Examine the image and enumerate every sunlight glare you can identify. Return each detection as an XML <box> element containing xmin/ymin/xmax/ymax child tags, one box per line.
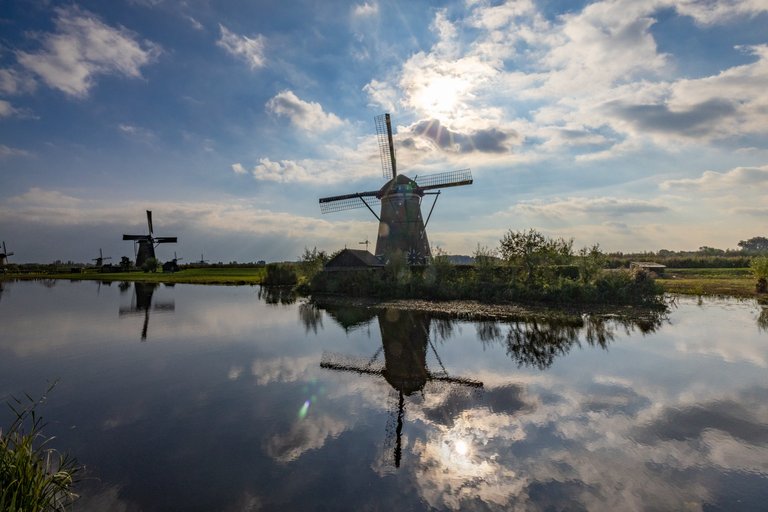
<box><xmin>413</xmin><ymin>75</ymin><xmax>469</xmax><ymax>118</ymax></box>
<box><xmin>455</xmin><ymin>439</ymin><xmax>469</xmax><ymax>456</ymax></box>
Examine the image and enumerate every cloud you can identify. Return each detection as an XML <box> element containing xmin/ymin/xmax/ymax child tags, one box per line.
<box><xmin>265</xmin><ymin>90</ymin><xmax>344</xmax><ymax>132</ymax></box>
<box><xmin>661</xmin><ymin>165</ymin><xmax>768</xmax><ymax>191</ymax></box>
<box><xmin>352</xmin><ymin>2</ymin><xmax>379</xmax><ymax>17</ymax></box>
<box><xmin>606</xmin><ymin>98</ymin><xmax>737</xmax><ymax>137</ymax></box>
<box><xmin>508</xmin><ymin>197</ymin><xmax>670</xmax><ymax>218</ymax></box>
<box><xmin>16</xmin><ymin>6</ymin><xmax>160</xmax><ymax>97</ymax></box>
<box><xmin>231</xmin><ymin>163</ymin><xmax>247</xmax><ymax>175</ymax></box>
<box><xmin>0</xmin><ymin>144</ymin><xmax>31</xmax><ymax>158</ymax></box>
<box><xmin>673</xmin><ymin>0</ymin><xmax>768</xmax><ymax>25</ymax></box>
<box><xmin>405</xmin><ymin>118</ymin><xmax>518</xmax><ymax>154</ymax></box>
<box><xmin>0</xmin><ymin>100</ymin><xmax>21</xmax><ymax>118</ymax></box>
<box><xmin>0</xmin><ymin>68</ymin><xmax>36</xmax><ymax>95</ymax></box>
<box><xmin>363</xmin><ymin>79</ymin><xmax>398</xmax><ymax>112</ymax></box>
<box><xmin>217</xmin><ymin>24</ymin><xmax>266</xmax><ymax>70</ymax></box>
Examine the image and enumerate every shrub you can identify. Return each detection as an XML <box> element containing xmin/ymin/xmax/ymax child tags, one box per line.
<box><xmin>263</xmin><ymin>263</ymin><xmax>298</xmax><ymax>286</ymax></box>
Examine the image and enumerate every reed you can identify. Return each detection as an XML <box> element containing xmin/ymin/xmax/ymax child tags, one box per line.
<box><xmin>1</xmin><ymin>384</ymin><xmax>81</xmax><ymax>512</ymax></box>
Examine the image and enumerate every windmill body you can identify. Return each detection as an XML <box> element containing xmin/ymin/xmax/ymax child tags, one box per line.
<box><xmin>92</xmin><ymin>248</ymin><xmax>112</xmax><ymax>267</ymax></box>
<box><xmin>122</xmin><ymin>210</ymin><xmax>177</xmax><ymax>267</ymax></box>
<box><xmin>319</xmin><ymin>114</ymin><xmax>473</xmax><ymax>264</ymax></box>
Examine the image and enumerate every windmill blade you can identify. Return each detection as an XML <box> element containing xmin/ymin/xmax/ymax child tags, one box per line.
<box><xmin>319</xmin><ymin>191</ymin><xmax>380</xmax><ymax>214</ymax></box>
<box><xmin>123</xmin><ymin>234</ymin><xmax>150</xmax><ymax>241</ymax></box>
<box><xmin>427</xmin><ymin>373</ymin><xmax>483</xmax><ymax>388</ymax></box>
<box><xmin>154</xmin><ymin>237</ymin><xmax>178</xmax><ymax>244</ymax></box>
<box><xmin>375</xmin><ymin>113</ymin><xmax>397</xmax><ymax>180</ymax></box>
<box><xmin>146</xmin><ymin>210</ymin><xmax>154</xmax><ymax>235</ymax></box>
<box><xmin>415</xmin><ymin>169</ymin><xmax>473</xmax><ymax>191</ymax></box>
<box><xmin>320</xmin><ymin>351</ymin><xmax>385</xmax><ymax>376</ymax></box>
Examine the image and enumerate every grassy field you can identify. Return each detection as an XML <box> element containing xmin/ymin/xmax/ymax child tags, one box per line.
<box><xmin>2</xmin><ymin>267</ymin><xmax>267</xmax><ymax>285</ymax></box>
<box><xmin>658</xmin><ymin>268</ymin><xmax>759</xmax><ymax>297</ymax></box>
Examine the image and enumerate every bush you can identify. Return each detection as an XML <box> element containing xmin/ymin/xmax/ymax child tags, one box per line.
<box><xmin>263</xmin><ymin>263</ymin><xmax>298</xmax><ymax>286</ymax></box>
<box><xmin>751</xmin><ymin>256</ymin><xmax>768</xmax><ymax>293</ymax></box>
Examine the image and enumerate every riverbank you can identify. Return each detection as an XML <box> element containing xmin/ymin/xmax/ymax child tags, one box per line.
<box><xmin>2</xmin><ymin>266</ymin><xmax>763</xmax><ymax>299</ymax></box>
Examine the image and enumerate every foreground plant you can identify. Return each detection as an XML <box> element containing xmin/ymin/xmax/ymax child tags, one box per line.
<box><xmin>1</xmin><ymin>385</ymin><xmax>81</xmax><ymax>511</ymax></box>
<box><xmin>750</xmin><ymin>255</ymin><xmax>768</xmax><ymax>293</ymax></box>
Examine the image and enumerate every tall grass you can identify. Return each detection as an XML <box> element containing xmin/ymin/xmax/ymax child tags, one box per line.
<box><xmin>1</xmin><ymin>384</ymin><xmax>81</xmax><ymax>511</ymax></box>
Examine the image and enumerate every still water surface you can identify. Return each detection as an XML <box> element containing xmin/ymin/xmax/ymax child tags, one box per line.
<box><xmin>1</xmin><ymin>280</ymin><xmax>767</xmax><ymax>511</ymax></box>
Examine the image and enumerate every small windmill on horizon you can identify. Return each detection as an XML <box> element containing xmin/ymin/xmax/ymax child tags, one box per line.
<box><xmin>319</xmin><ymin>113</ymin><xmax>473</xmax><ymax>264</ymax></box>
<box><xmin>91</xmin><ymin>248</ymin><xmax>112</xmax><ymax>267</ymax></box>
<box><xmin>0</xmin><ymin>241</ymin><xmax>14</xmax><ymax>266</ymax></box>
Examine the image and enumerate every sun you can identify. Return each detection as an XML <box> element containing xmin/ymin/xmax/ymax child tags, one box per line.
<box><xmin>412</xmin><ymin>75</ymin><xmax>470</xmax><ymax>118</ymax></box>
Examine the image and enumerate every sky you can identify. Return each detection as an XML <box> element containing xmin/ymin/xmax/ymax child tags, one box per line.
<box><xmin>1</xmin><ymin>0</ymin><xmax>767</xmax><ymax>264</ymax></box>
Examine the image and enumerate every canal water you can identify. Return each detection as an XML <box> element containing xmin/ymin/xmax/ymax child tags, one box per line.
<box><xmin>1</xmin><ymin>280</ymin><xmax>767</xmax><ymax>511</ymax></box>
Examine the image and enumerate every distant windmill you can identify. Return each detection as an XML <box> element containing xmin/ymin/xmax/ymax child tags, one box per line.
<box><xmin>91</xmin><ymin>248</ymin><xmax>112</xmax><ymax>267</ymax></box>
<box><xmin>1</xmin><ymin>241</ymin><xmax>15</xmax><ymax>266</ymax></box>
<box><xmin>198</xmin><ymin>253</ymin><xmax>209</xmax><ymax>265</ymax></box>
<box><xmin>122</xmin><ymin>210</ymin><xmax>178</xmax><ymax>267</ymax></box>
<box><xmin>119</xmin><ymin>282</ymin><xmax>175</xmax><ymax>340</ymax></box>
<box><xmin>162</xmin><ymin>252</ymin><xmax>183</xmax><ymax>273</ymax></box>
<box><xmin>320</xmin><ymin>310</ymin><xmax>482</xmax><ymax>468</ymax></box>
<box><xmin>319</xmin><ymin>113</ymin><xmax>473</xmax><ymax>264</ymax></box>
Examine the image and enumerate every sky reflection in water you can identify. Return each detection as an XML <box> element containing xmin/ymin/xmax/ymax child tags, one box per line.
<box><xmin>1</xmin><ymin>281</ymin><xmax>767</xmax><ymax>511</ymax></box>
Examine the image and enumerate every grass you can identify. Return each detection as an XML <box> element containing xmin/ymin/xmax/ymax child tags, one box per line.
<box><xmin>2</xmin><ymin>267</ymin><xmax>267</xmax><ymax>285</ymax></box>
<box><xmin>658</xmin><ymin>268</ymin><xmax>759</xmax><ymax>297</ymax></box>
<box><xmin>1</xmin><ymin>385</ymin><xmax>82</xmax><ymax>511</ymax></box>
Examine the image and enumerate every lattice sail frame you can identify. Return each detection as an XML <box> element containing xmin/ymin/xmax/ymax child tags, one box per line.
<box><xmin>375</xmin><ymin>113</ymin><xmax>396</xmax><ymax>180</ymax></box>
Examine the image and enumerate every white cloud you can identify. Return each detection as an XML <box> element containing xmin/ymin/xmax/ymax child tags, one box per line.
<box><xmin>16</xmin><ymin>6</ymin><xmax>160</xmax><ymax>97</ymax></box>
<box><xmin>231</xmin><ymin>163</ymin><xmax>247</xmax><ymax>175</ymax></box>
<box><xmin>507</xmin><ymin>197</ymin><xmax>670</xmax><ymax>218</ymax></box>
<box><xmin>352</xmin><ymin>2</ymin><xmax>379</xmax><ymax>17</ymax></box>
<box><xmin>673</xmin><ymin>0</ymin><xmax>768</xmax><ymax>25</ymax></box>
<box><xmin>0</xmin><ymin>68</ymin><xmax>36</xmax><ymax>95</ymax></box>
<box><xmin>0</xmin><ymin>100</ymin><xmax>20</xmax><ymax>118</ymax></box>
<box><xmin>217</xmin><ymin>24</ymin><xmax>266</xmax><ymax>70</ymax></box>
<box><xmin>265</xmin><ymin>90</ymin><xmax>344</xmax><ymax>132</ymax></box>
<box><xmin>661</xmin><ymin>165</ymin><xmax>768</xmax><ymax>191</ymax></box>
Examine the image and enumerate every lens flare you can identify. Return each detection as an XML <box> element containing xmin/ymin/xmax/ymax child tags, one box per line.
<box><xmin>298</xmin><ymin>399</ymin><xmax>311</xmax><ymax>420</ymax></box>
<box><xmin>455</xmin><ymin>440</ymin><xmax>469</xmax><ymax>456</ymax></box>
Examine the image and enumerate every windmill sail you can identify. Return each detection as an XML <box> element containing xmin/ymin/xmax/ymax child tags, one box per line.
<box><xmin>319</xmin><ymin>191</ymin><xmax>380</xmax><ymax>214</ymax></box>
<box><xmin>375</xmin><ymin>113</ymin><xmax>396</xmax><ymax>180</ymax></box>
<box><xmin>122</xmin><ymin>210</ymin><xmax>177</xmax><ymax>267</ymax></box>
<box><xmin>415</xmin><ymin>169</ymin><xmax>473</xmax><ymax>191</ymax></box>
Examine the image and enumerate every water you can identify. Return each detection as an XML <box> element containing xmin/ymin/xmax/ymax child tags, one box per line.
<box><xmin>1</xmin><ymin>280</ymin><xmax>767</xmax><ymax>511</ymax></box>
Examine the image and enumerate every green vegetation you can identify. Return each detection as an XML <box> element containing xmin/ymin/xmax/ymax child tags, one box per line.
<box><xmin>310</xmin><ymin>229</ymin><xmax>664</xmax><ymax>306</ymax></box>
<box><xmin>1</xmin><ymin>385</ymin><xmax>81</xmax><ymax>511</ymax></box>
<box><xmin>262</xmin><ymin>263</ymin><xmax>298</xmax><ymax>286</ymax></box>
<box><xmin>2</xmin><ymin>267</ymin><xmax>267</xmax><ymax>285</ymax></box>
<box><xmin>657</xmin><ymin>267</ymin><xmax>756</xmax><ymax>297</ymax></box>
<box><xmin>750</xmin><ymin>256</ymin><xmax>768</xmax><ymax>293</ymax></box>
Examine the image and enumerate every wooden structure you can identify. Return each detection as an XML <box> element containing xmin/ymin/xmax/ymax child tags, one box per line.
<box><xmin>323</xmin><ymin>249</ymin><xmax>384</xmax><ymax>271</ymax></box>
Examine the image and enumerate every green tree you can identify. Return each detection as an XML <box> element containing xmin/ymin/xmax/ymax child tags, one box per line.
<box><xmin>738</xmin><ymin>236</ymin><xmax>768</xmax><ymax>254</ymax></box>
<box><xmin>120</xmin><ymin>256</ymin><xmax>131</xmax><ymax>271</ymax></box>
<box><xmin>299</xmin><ymin>247</ymin><xmax>328</xmax><ymax>281</ymax></box>
<box><xmin>499</xmin><ymin>229</ymin><xmax>573</xmax><ymax>286</ymax></box>
<box><xmin>577</xmin><ymin>244</ymin><xmax>606</xmax><ymax>284</ymax></box>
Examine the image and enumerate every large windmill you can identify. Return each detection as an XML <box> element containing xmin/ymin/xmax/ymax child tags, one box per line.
<box><xmin>122</xmin><ymin>210</ymin><xmax>177</xmax><ymax>267</ymax></box>
<box><xmin>91</xmin><ymin>248</ymin><xmax>112</xmax><ymax>267</ymax></box>
<box><xmin>319</xmin><ymin>113</ymin><xmax>473</xmax><ymax>264</ymax></box>
<box><xmin>320</xmin><ymin>309</ymin><xmax>482</xmax><ymax>467</ymax></box>
<box><xmin>1</xmin><ymin>241</ymin><xmax>14</xmax><ymax>266</ymax></box>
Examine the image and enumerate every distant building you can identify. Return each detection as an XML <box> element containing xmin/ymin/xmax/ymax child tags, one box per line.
<box><xmin>630</xmin><ymin>261</ymin><xmax>666</xmax><ymax>275</ymax></box>
<box><xmin>324</xmin><ymin>249</ymin><xmax>384</xmax><ymax>271</ymax></box>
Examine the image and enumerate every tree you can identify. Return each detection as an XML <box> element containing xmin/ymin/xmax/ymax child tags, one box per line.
<box><xmin>577</xmin><ymin>244</ymin><xmax>606</xmax><ymax>284</ymax></box>
<box><xmin>299</xmin><ymin>247</ymin><xmax>328</xmax><ymax>280</ymax></box>
<box><xmin>738</xmin><ymin>236</ymin><xmax>768</xmax><ymax>254</ymax></box>
<box><xmin>750</xmin><ymin>255</ymin><xmax>768</xmax><ymax>293</ymax></box>
<box><xmin>141</xmin><ymin>257</ymin><xmax>159</xmax><ymax>273</ymax></box>
<box><xmin>120</xmin><ymin>256</ymin><xmax>131</xmax><ymax>271</ymax></box>
<box><xmin>499</xmin><ymin>228</ymin><xmax>573</xmax><ymax>286</ymax></box>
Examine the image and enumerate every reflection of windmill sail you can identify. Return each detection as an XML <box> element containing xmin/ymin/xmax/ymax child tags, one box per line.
<box><xmin>122</xmin><ymin>210</ymin><xmax>178</xmax><ymax>267</ymax></box>
<box><xmin>119</xmin><ymin>282</ymin><xmax>175</xmax><ymax>340</ymax></box>
<box><xmin>320</xmin><ymin>309</ymin><xmax>482</xmax><ymax>468</ymax></box>
<box><xmin>319</xmin><ymin>114</ymin><xmax>473</xmax><ymax>262</ymax></box>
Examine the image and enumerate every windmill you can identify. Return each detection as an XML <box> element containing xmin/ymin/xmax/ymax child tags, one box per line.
<box><xmin>162</xmin><ymin>251</ymin><xmax>183</xmax><ymax>273</ymax></box>
<box><xmin>319</xmin><ymin>113</ymin><xmax>473</xmax><ymax>264</ymax></box>
<box><xmin>197</xmin><ymin>254</ymin><xmax>209</xmax><ymax>265</ymax></box>
<box><xmin>122</xmin><ymin>210</ymin><xmax>178</xmax><ymax>267</ymax></box>
<box><xmin>1</xmin><ymin>241</ymin><xmax>15</xmax><ymax>266</ymax></box>
<box><xmin>91</xmin><ymin>248</ymin><xmax>112</xmax><ymax>267</ymax></box>
<box><xmin>119</xmin><ymin>282</ymin><xmax>175</xmax><ymax>340</ymax></box>
<box><xmin>320</xmin><ymin>309</ymin><xmax>482</xmax><ymax>467</ymax></box>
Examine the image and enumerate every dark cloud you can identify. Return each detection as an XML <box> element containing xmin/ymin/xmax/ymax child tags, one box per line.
<box><xmin>630</xmin><ymin>399</ymin><xmax>768</xmax><ymax>445</ymax></box>
<box><xmin>606</xmin><ymin>98</ymin><xmax>736</xmax><ymax>136</ymax></box>
<box><xmin>404</xmin><ymin>119</ymin><xmax>518</xmax><ymax>154</ymax></box>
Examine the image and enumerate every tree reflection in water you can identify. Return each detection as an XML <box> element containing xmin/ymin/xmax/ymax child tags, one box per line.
<box><xmin>257</xmin><ymin>285</ymin><xmax>297</xmax><ymax>305</ymax></box>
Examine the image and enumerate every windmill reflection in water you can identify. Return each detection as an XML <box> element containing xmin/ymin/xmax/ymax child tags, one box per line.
<box><xmin>118</xmin><ymin>282</ymin><xmax>175</xmax><ymax>340</ymax></box>
<box><xmin>320</xmin><ymin>308</ymin><xmax>483</xmax><ymax>468</ymax></box>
